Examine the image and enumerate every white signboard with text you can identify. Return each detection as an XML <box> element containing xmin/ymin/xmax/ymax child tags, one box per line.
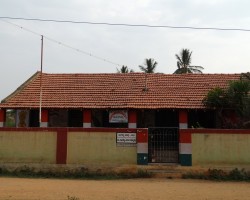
<box><xmin>109</xmin><ymin>110</ymin><xmax>128</xmax><ymax>123</ymax></box>
<box><xmin>116</xmin><ymin>132</ymin><xmax>136</xmax><ymax>147</ymax></box>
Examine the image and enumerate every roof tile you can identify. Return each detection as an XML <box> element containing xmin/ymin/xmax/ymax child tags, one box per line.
<box><xmin>0</xmin><ymin>72</ymin><xmax>240</xmax><ymax>109</ymax></box>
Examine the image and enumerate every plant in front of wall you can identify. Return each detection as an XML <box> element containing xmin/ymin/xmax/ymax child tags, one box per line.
<box><xmin>67</xmin><ymin>196</ymin><xmax>80</xmax><ymax>200</ymax></box>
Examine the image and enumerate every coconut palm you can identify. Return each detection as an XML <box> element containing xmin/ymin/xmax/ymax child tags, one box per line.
<box><xmin>117</xmin><ymin>65</ymin><xmax>134</xmax><ymax>73</ymax></box>
<box><xmin>139</xmin><ymin>58</ymin><xmax>157</xmax><ymax>73</ymax></box>
<box><xmin>174</xmin><ymin>49</ymin><xmax>203</xmax><ymax>74</ymax></box>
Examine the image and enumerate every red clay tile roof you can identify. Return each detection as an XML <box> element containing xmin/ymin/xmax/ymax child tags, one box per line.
<box><xmin>0</xmin><ymin>72</ymin><xmax>241</xmax><ymax>109</ymax></box>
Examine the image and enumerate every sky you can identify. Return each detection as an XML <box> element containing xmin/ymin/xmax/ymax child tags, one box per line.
<box><xmin>1</xmin><ymin>0</ymin><xmax>250</xmax><ymax>100</ymax></box>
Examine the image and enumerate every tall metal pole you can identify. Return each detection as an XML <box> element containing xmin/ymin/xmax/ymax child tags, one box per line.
<box><xmin>39</xmin><ymin>35</ymin><xmax>43</xmax><ymax>126</ymax></box>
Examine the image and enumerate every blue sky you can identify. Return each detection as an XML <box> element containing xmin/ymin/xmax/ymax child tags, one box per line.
<box><xmin>1</xmin><ymin>0</ymin><xmax>250</xmax><ymax>100</ymax></box>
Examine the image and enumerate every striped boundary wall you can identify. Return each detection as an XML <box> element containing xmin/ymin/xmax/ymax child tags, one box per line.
<box><xmin>0</xmin><ymin>127</ymin><xmax>145</xmax><ymax>165</ymax></box>
<box><xmin>137</xmin><ymin>129</ymin><xmax>148</xmax><ymax>165</ymax></box>
<box><xmin>179</xmin><ymin>129</ymin><xmax>250</xmax><ymax>166</ymax></box>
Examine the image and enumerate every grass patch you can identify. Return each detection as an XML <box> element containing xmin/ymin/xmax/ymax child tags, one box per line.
<box><xmin>182</xmin><ymin>168</ymin><xmax>250</xmax><ymax>181</ymax></box>
<box><xmin>0</xmin><ymin>166</ymin><xmax>152</xmax><ymax>180</ymax></box>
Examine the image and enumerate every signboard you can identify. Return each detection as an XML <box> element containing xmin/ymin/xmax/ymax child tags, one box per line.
<box><xmin>109</xmin><ymin>110</ymin><xmax>128</xmax><ymax>123</ymax></box>
<box><xmin>16</xmin><ymin>110</ymin><xmax>29</xmax><ymax>127</ymax></box>
<box><xmin>116</xmin><ymin>132</ymin><xmax>136</xmax><ymax>147</ymax></box>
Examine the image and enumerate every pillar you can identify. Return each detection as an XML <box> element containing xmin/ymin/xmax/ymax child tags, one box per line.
<box><xmin>40</xmin><ymin>109</ymin><xmax>48</xmax><ymax>127</ymax></box>
<box><xmin>0</xmin><ymin>109</ymin><xmax>6</xmax><ymax>127</ymax></box>
<box><xmin>179</xmin><ymin>109</ymin><xmax>188</xmax><ymax>129</ymax></box>
<box><xmin>83</xmin><ymin>109</ymin><xmax>91</xmax><ymax>128</ymax></box>
<box><xmin>128</xmin><ymin>110</ymin><xmax>137</xmax><ymax>128</ymax></box>
<box><xmin>137</xmin><ymin>129</ymin><xmax>148</xmax><ymax>165</ymax></box>
<box><xmin>179</xmin><ymin>110</ymin><xmax>192</xmax><ymax>166</ymax></box>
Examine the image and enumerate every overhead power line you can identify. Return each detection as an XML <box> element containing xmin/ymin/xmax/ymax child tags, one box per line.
<box><xmin>1</xmin><ymin>16</ymin><xmax>250</xmax><ymax>32</ymax></box>
<box><xmin>0</xmin><ymin>19</ymin><xmax>122</xmax><ymax>67</ymax></box>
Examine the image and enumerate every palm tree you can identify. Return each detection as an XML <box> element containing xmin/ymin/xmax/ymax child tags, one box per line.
<box><xmin>174</xmin><ymin>49</ymin><xmax>204</xmax><ymax>74</ymax></box>
<box><xmin>117</xmin><ymin>65</ymin><xmax>134</xmax><ymax>73</ymax></box>
<box><xmin>139</xmin><ymin>58</ymin><xmax>157</xmax><ymax>73</ymax></box>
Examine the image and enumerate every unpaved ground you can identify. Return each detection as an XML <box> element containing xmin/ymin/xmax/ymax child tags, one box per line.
<box><xmin>0</xmin><ymin>177</ymin><xmax>250</xmax><ymax>200</ymax></box>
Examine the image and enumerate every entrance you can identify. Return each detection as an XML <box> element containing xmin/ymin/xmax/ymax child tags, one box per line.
<box><xmin>148</xmin><ymin>127</ymin><xmax>179</xmax><ymax>163</ymax></box>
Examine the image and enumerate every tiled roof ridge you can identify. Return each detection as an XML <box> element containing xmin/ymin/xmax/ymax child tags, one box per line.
<box><xmin>41</xmin><ymin>72</ymin><xmax>241</xmax><ymax>75</ymax></box>
<box><xmin>1</xmin><ymin>71</ymin><xmax>40</xmax><ymax>103</ymax></box>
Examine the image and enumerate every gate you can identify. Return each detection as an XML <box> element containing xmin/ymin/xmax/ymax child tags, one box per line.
<box><xmin>148</xmin><ymin>127</ymin><xmax>179</xmax><ymax>163</ymax></box>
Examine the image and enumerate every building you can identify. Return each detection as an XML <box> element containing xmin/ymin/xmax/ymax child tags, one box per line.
<box><xmin>0</xmin><ymin>72</ymin><xmax>240</xmax><ymax>129</ymax></box>
<box><xmin>2</xmin><ymin>72</ymin><xmax>250</xmax><ymax>167</ymax></box>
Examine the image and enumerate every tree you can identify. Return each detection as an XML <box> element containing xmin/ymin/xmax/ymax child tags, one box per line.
<box><xmin>117</xmin><ymin>65</ymin><xmax>134</xmax><ymax>73</ymax></box>
<box><xmin>203</xmin><ymin>79</ymin><xmax>250</xmax><ymax>128</ymax></box>
<box><xmin>174</xmin><ymin>49</ymin><xmax>204</xmax><ymax>74</ymax></box>
<box><xmin>241</xmin><ymin>72</ymin><xmax>250</xmax><ymax>81</ymax></box>
<box><xmin>139</xmin><ymin>58</ymin><xmax>157</xmax><ymax>73</ymax></box>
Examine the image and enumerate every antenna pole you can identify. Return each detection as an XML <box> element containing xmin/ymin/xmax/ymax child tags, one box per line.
<box><xmin>39</xmin><ymin>35</ymin><xmax>43</xmax><ymax>126</ymax></box>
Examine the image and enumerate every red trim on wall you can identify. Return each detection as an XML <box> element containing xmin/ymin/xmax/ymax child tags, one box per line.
<box><xmin>41</xmin><ymin>109</ymin><xmax>48</xmax><ymax>122</ymax></box>
<box><xmin>128</xmin><ymin>110</ymin><xmax>137</xmax><ymax>123</ymax></box>
<box><xmin>56</xmin><ymin>129</ymin><xmax>68</xmax><ymax>164</ymax></box>
<box><xmin>0</xmin><ymin>127</ymin><xmax>145</xmax><ymax>133</ymax></box>
<box><xmin>0</xmin><ymin>109</ymin><xmax>6</xmax><ymax>122</ymax></box>
<box><xmin>83</xmin><ymin>109</ymin><xmax>91</xmax><ymax>123</ymax></box>
<box><xmin>137</xmin><ymin>129</ymin><xmax>148</xmax><ymax>143</ymax></box>
<box><xmin>179</xmin><ymin>110</ymin><xmax>188</xmax><ymax>123</ymax></box>
<box><xmin>179</xmin><ymin>129</ymin><xmax>192</xmax><ymax>143</ymax></box>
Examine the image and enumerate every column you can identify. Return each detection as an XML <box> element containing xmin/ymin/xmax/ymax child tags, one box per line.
<box><xmin>128</xmin><ymin>110</ymin><xmax>137</xmax><ymax>128</ymax></box>
<box><xmin>40</xmin><ymin>109</ymin><xmax>48</xmax><ymax>127</ymax></box>
<box><xmin>0</xmin><ymin>109</ymin><xmax>6</xmax><ymax>127</ymax></box>
<box><xmin>179</xmin><ymin>129</ymin><xmax>192</xmax><ymax>166</ymax></box>
<box><xmin>137</xmin><ymin>129</ymin><xmax>148</xmax><ymax>165</ymax></box>
<box><xmin>179</xmin><ymin>110</ymin><xmax>192</xmax><ymax>166</ymax></box>
<box><xmin>179</xmin><ymin>109</ymin><xmax>188</xmax><ymax>129</ymax></box>
<box><xmin>83</xmin><ymin>109</ymin><xmax>91</xmax><ymax>128</ymax></box>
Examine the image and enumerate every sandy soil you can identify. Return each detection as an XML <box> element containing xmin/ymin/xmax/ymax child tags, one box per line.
<box><xmin>0</xmin><ymin>177</ymin><xmax>250</xmax><ymax>200</ymax></box>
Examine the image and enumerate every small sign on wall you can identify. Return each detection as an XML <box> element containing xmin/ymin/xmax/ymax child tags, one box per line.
<box><xmin>116</xmin><ymin>132</ymin><xmax>136</xmax><ymax>147</ymax></box>
<box><xmin>109</xmin><ymin>110</ymin><xmax>128</xmax><ymax>123</ymax></box>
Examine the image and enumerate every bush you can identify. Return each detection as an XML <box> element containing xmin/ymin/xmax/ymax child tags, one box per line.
<box><xmin>182</xmin><ymin>168</ymin><xmax>250</xmax><ymax>181</ymax></box>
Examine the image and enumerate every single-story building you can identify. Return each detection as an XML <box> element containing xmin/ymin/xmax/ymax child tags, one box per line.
<box><xmin>0</xmin><ymin>72</ymin><xmax>243</xmax><ymax>165</ymax></box>
<box><xmin>0</xmin><ymin>71</ymin><xmax>240</xmax><ymax>129</ymax></box>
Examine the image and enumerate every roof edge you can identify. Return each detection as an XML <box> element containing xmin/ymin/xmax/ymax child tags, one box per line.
<box><xmin>1</xmin><ymin>71</ymin><xmax>40</xmax><ymax>103</ymax></box>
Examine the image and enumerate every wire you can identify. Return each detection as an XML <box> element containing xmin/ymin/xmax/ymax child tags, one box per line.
<box><xmin>1</xmin><ymin>16</ymin><xmax>250</xmax><ymax>32</ymax></box>
<box><xmin>0</xmin><ymin>19</ymin><xmax>122</xmax><ymax>67</ymax></box>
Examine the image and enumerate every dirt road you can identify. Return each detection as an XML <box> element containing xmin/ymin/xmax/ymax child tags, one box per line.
<box><xmin>0</xmin><ymin>177</ymin><xmax>250</xmax><ymax>200</ymax></box>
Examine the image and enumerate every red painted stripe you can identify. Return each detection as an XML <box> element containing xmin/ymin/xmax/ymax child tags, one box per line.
<box><xmin>83</xmin><ymin>109</ymin><xmax>91</xmax><ymax>123</ymax></box>
<box><xmin>0</xmin><ymin>109</ymin><xmax>6</xmax><ymax>122</ymax></box>
<box><xmin>179</xmin><ymin>110</ymin><xmax>188</xmax><ymax>123</ymax></box>
<box><xmin>56</xmin><ymin>129</ymin><xmax>68</xmax><ymax>164</ymax></box>
<box><xmin>41</xmin><ymin>109</ymin><xmax>48</xmax><ymax>122</ymax></box>
<box><xmin>128</xmin><ymin>110</ymin><xmax>137</xmax><ymax>123</ymax></box>
<box><xmin>0</xmin><ymin>127</ymin><xmax>145</xmax><ymax>133</ymax></box>
<box><xmin>179</xmin><ymin>129</ymin><xmax>192</xmax><ymax>143</ymax></box>
<box><xmin>137</xmin><ymin>129</ymin><xmax>148</xmax><ymax>143</ymax></box>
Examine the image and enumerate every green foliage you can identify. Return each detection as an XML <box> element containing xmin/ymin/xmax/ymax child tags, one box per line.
<box><xmin>139</xmin><ymin>58</ymin><xmax>157</xmax><ymax>73</ymax></box>
<box><xmin>0</xmin><ymin>166</ymin><xmax>152</xmax><ymax>180</ymax></box>
<box><xmin>182</xmin><ymin>168</ymin><xmax>250</xmax><ymax>181</ymax></box>
<box><xmin>117</xmin><ymin>65</ymin><xmax>134</xmax><ymax>73</ymax></box>
<box><xmin>67</xmin><ymin>196</ymin><xmax>80</xmax><ymax>200</ymax></box>
<box><xmin>227</xmin><ymin>80</ymin><xmax>250</xmax><ymax>115</ymax></box>
<box><xmin>174</xmin><ymin>49</ymin><xmax>203</xmax><ymax>74</ymax></box>
<box><xmin>203</xmin><ymin>78</ymin><xmax>250</xmax><ymax>128</ymax></box>
<box><xmin>203</xmin><ymin>87</ymin><xmax>227</xmax><ymax>108</ymax></box>
<box><xmin>5</xmin><ymin>109</ymin><xmax>15</xmax><ymax>127</ymax></box>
